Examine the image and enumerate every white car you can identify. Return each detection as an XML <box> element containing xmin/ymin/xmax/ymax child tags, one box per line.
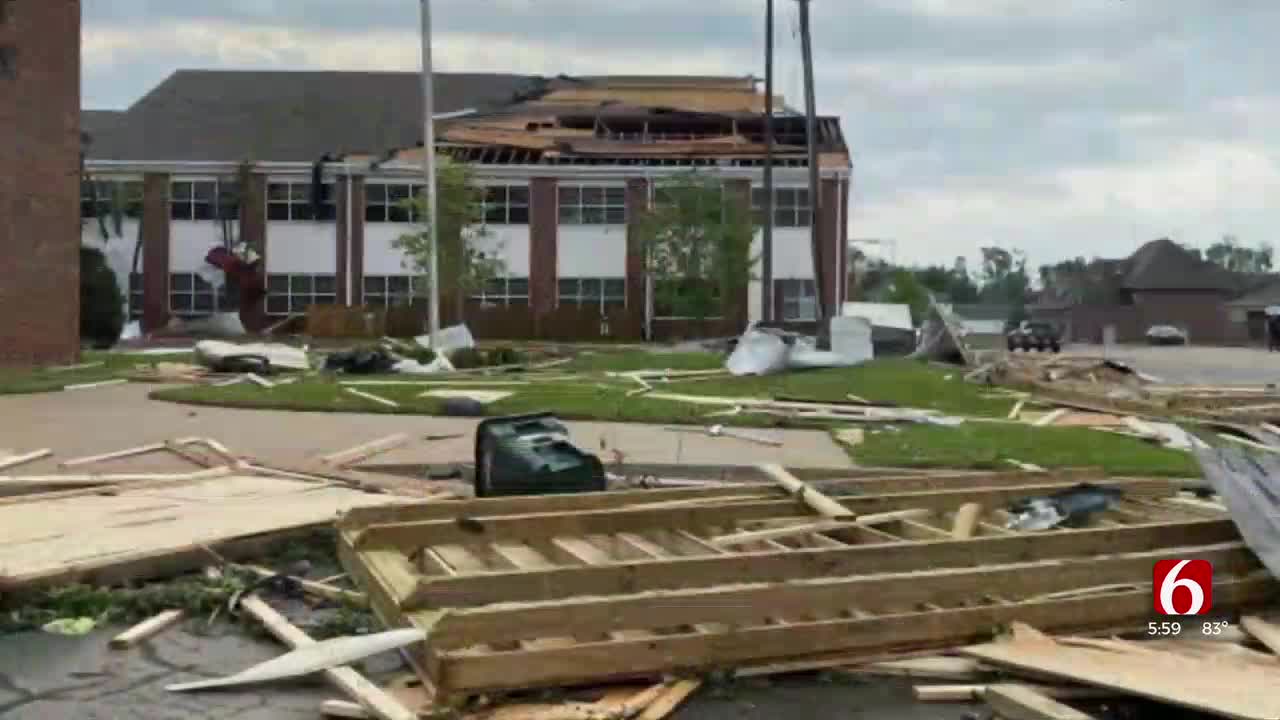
<box><xmin>1145</xmin><ymin>325</ymin><xmax>1188</xmax><ymax>346</ymax></box>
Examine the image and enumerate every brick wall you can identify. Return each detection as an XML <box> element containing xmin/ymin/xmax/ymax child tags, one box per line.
<box><xmin>237</xmin><ymin>173</ymin><xmax>268</xmax><ymax>331</ymax></box>
<box><xmin>0</xmin><ymin>0</ymin><xmax>81</xmax><ymax>366</ymax></box>
<box><xmin>529</xmin><ymin>177</ymin><xmax>557</xmax><ymax>315</ymax></box>
<box><xmin>334</xmin><ymin>175</ymin><xmax>365</xmax><ymax>308</ymax></box>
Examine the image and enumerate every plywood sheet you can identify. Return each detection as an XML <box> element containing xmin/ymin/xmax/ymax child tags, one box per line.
<box><xmin>0</xmin><ymin>475</ymin><xmax>409</xmax><ymax>590</ymax></box>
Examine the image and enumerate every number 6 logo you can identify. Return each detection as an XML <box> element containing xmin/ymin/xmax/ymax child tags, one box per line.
<box><xmin>1153</xmin><ymin>559</ymin><xmax>1213</xmax><ymax>616</ymax></box>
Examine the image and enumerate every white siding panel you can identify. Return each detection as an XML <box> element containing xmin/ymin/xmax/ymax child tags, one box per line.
<box><xmin>267</xmin><ymin>222</ymin><xmax>337</xmax><ymax>273</ymax></box>
<box><xmin>557</xmin><ymin>225</ymin><xmax>627</xmax><ymax>277</ymax></box>
<box><xmin>170</xmin><ymin>221</ymin><xmax>222</xmax><ymax>272</ymax></box>
<box><xmin>364</xmin><ymin>223</ymin><xmax>414</xmax><ymax>275</ymax></box>
<box><xmin>771</xmin><ymin>228</ymin><xmax>817</xmax><ymax>279</ymax></box>
<box><xmin>474</xmin><ymin>225</ymin><xmax>530</xmax><ymax>276</ymax></box>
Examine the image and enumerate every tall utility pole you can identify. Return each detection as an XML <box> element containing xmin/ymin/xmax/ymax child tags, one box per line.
<box><xmin>420</xmin><ymin>0</ymin><xmax>440</xmax><ymax>346</ymax></box>
<box><xmin>761</xmin><ymin>0</ymin><xmax>775</xmax><ymax>323</ymax></box>
<box><xmin>797</xmin><ymin>0</ymin><xmax>826</xmax><ymax>326</ymax></box>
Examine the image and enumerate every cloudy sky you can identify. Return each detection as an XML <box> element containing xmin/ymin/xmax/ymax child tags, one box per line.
<box><xmin>82</xmin><ymin>1</ymin><xmax>1280</xmax><ymax>270</ymax></box>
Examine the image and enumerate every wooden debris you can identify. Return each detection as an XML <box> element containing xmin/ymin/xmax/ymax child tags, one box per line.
<box><xmin>984</xmin><ymin>683</ymin><xmax>1097</xmax><ymax>720</ymax></box>
<box><xmin>710</xmin><ymin>510</ymin><xmax>928</xmax><ymax>548</ymax></box>
<box><xmin>110</xmin><ymin>609</ymin><xmax>186</xmax><ymax>649</ymax></box>
<box><xmin>63</xmin><ymin>378</ymin><xmax>128</xmax><ymax>391</ymax></box>
<box><xmin>635</xmin><ymin>679</ymin><xmax>701</xmax><ymax>720</ymax></box>
<box><xmin>60</xmin><ymin>442</ymin><xmax>168</xmax><ymax>468</ymax></box>
<box><xmin>758</xmin><ymin>463</ymin><xmax>854</xmax><ymax>518</ymax></box>
<box><xmin>965</xmin><ymin>624</ymin><xmax>1280</xmax><ymax>720</ymax></box>
<box><xmin>237</xmin><ymin>595</ymin><xmax>416</xmax><ymax>720</ymax></box>
<box><xmin>952</xmin><ymin>503</ymin><xmax>982</xmax><ymax>539</ymax></box>
<box><xmin>1033</xmin><ymin>409</ymin><xmax>1069</xmax><ymax>427</ymax></box>
<box><xmin>48</xmin><ymin>361</ymin><xmax>106</xmax><ymax>372</ymax></box>
<box><xmin>914</xmin><ymin>683</ymin><xmax>1112</xmax><ymax>703</ymax></box>
<box><xmin>0</xmin><ymin>448</ymin><xmax>52</xmax><ymax>472</ymax></box>
<box><xmin>1240</xmin><ymin>615</ymin><xmax>1280</xmax><ymax>656</ymax></box>
<box><xmin>321</xmin><ymin>434</ymin><xmax>411</xmax><ymax>468</ymax></box>
<box><xmin>345</xmin><ymin>388</ymin><xmax>400</xmax><ymax>408</ymax></box>
<box><xmin>1008</xmin><ymin>399</ymin><xmax>1026</xmax><ymax>420</ymax></box>
<box><xmin>849</xmin><ymin>655</ymin><xmax>985</xmax><ymax>681</ymax></box>
<box><xmin>1218</xmin><ymin>432</ymin><xmax>1280</xmax><ymax>454</ymax></box>
<box><xmin>238</xmin><ymin>564</ymin><xmax>368</xmax><ymax>606</ymax></box>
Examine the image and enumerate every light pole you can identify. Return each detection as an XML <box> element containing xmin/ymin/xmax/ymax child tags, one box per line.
<box><xmin>420</xmin><ymin>0</ymin><xmax>440</xmax><ymax>347</ymax></box>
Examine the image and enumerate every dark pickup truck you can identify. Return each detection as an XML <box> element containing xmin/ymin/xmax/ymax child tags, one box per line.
<box><xmin>1007</xmin><ymin>321</ymin><xmax>1062</xmax><ymax>353</ymax></box>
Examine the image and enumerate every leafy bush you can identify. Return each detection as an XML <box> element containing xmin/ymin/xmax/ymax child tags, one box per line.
<box><xmin>80</xmin><ymin>247</ymin><xmax>124</xmax><ymax>348</ymax></box>
<box><xmin>448</xmin><ymin>347</ymin><xmax>485</xmax><ymax>369</ymax></box>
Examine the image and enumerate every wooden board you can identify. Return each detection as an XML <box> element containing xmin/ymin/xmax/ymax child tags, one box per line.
<box><xmin>984</xmin><ymin>684</ymin><xmax>1096</xmax><ymax>720</ymax></box>
<box><xmin>965</xmin><ymin>629</ymin><xmax>1280</xmax><ymax>720</ymax></box>
<box><xmin>0</xmin><ymin>474</ymin><xmax>411</xmax><ymax>591</ymax></box>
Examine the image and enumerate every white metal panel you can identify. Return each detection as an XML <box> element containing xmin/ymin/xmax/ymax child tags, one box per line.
<box><xmin>557</xmin><ymin>225</ymin><xmax>627</xmax><ymax>277</ymax></box>
<box><xmin>841</xmin><ymin>302</ymin><xmax>913</xmax><ymax>331</ymax></box>
<box><xmin>363</xmin><ymin>223</ymin><xmax>414</xmax><ymax>275</ymax></box>
<box><xmin>474</xmin><ymin>225</ymin><xmax>530</xmax><ymax>277</ymax></box>
<box><xmin>170</xmin><ymin>221</ymin><xmax>222</xmax><ymax>272</ymax></box>
<box><xmin>770</xmin><ymin>228</ymin><xmax>816</xmax><ymax>278</ymax></box>
<box><xmin>266</xmin><ymin>222</ymin><xmax>337</xmax><ymax>273</ymax></box>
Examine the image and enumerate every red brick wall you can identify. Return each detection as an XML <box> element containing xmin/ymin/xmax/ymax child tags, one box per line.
<box><xmin>141</xmin><ymin>173</ymin><xmax>171</xmax><ymax>332</ymax></box>
<box><xmin>817</xmin><ymin>177</ymin><xmax>842</xmax><ymax>317</ymax></box>
<box><xmin>237</xmin><ymin>173</ymin><xmax>268</xmax><ymax>331</ymax></box>
<box><xmin>624</xmin><ymin>178</ymin><xmax>649</xmax><ymax>335</ymax></box>
<box><xmin>335</xmin><ymin>175</ymin><xmax>365</xmax><ymax>307</ymax></box>
<box><xmin>529</xmin><ymin>177</ymin><xmax>557</xmax><ymax>315</ymax></box>
<box><xmin>0</xmin><ymin>0</ymin><xmax>81</xmax><ymax>366</ymax></box>
<box><xmin>723</xmin><ymin>179</ymin><xmax>751</xmax><ymax>331</ymax></box>
<box><xmin>1065</xmin><ymin>291</ymin><xmax>1230</xmax><ymax>344</ymax></box>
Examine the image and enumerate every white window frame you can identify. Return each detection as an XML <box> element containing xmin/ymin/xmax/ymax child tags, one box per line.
<box><xmin>170</xmin><ymin>180</ymin><xmax>239</xmax><ymax>222</ymax></box>
<box><xmin>128</xmin><ymin>272</ymin><xmax>144</xmax><ymax>320</ymax></box>
<box><xmin>363</xmin><ymin>274</ymin><xmax>417</xmax><ymax>307</ymax></box>
<box><xmin>751</xmin><ymin>186</ymin><xmax>812</xmax><ymax>228</ymax></box>
<box><xmin>777</xmin><ymin>278</ymin><xmax>818</xmax><ymax>321</ymax></box>
<box><xmin>558</xmin><ymin>277</ymin><xmax>626</xmax><ymax>311</ymax></box>
<box><xmin>471</xmin><ymin>276</ymin><xmax>530</xmax><ymax>307</ymax></box>
<box><xmin>268</xmin><ymin>181</ymin><xmax>336</xmax><ymax>222</ymax></box>
<box><xmin>266</xmin><ymin>273</ymin><xmax>338</xmax><ymax>315</ymax></box>
<box><xmin>168</xmin><ymin>272</ymin><xmax>218</xmax><ymax>317</ymax></box>
<box><xmin>558</xmin><ymin>184</ymin><xmax>626</xmax><ymax>225</ymax></box>
<box><xmin>365</xmin><ymin>183</ymin><xmax>422</xmax><ymax>223</ymax></box>
<box><xmin>481</xmin><ymin>184</ymin><xmax>530</xmax><ymax>225</ymax></box>
<box><xmin>81</xmin><ymin>180</ymin><xmax>143</xmax><ymax>220</ymax></box>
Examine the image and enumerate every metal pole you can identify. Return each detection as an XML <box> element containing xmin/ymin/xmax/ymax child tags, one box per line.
<box><xmin>797</xmin><ymin>0</ymin><xmax>826</xmax><ymax>325</ymax></box>
<box><xmin>761</xmin><ymin>0</ymin><xmax>775</xmax><ymax>323</ymax></box>
<box><xmin>420</xmin><ymin>0</ymin><xmax>440</xmax><ymax>345</ymax></box>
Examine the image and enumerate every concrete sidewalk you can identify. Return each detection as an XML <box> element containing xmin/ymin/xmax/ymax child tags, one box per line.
<box><xmin>0</xmin><ymin>383</ymin><xmax>853</xmax><ymax>474</ymax></box>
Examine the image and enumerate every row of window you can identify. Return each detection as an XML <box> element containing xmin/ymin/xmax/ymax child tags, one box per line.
<box><xmin>134</xmin><ymin>272</ymin><xmax>815</xmax><ymax>320</ymax></box>
<box><xmin>84</xmin><ymin>181</ymin><xmax>813</xmax><ymax>228</ymax></box>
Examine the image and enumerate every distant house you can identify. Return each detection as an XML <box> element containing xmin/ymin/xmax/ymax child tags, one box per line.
<box><xmin>1030</xmin><ymin>238</ymin><xmax>1276</xmax><ymax>345</ymax></box>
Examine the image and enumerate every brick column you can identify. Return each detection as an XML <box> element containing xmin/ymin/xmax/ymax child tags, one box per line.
<box><xmin>724</xmin><ymin>178</ymin><xmax>751</xmax><ymax>330</ymax></box>
<box><xmin>528</xmin><ymin>177</ymin><xmax>558</xmax><ymax>315</ymax></box>
<box><xmin>624</xmin><ymin>178</ymin><xmax>649</xmax><ymax>334</ymax></box>
<box><xmin>840</xmin><ymin>178</ymin><xmax>851</xmax><ymax>305</ymax></box>
<box><xmin>335</xmin><ymin>175</ymin><xmax>365</xmax><ymax>306</ymax></box>
<box><xmin>237</xmin><ymin>172</ymin><xmax>268</xmax><ymax>331</ymax></box>
<box><xmin>817</xmin><ymin>177</ymin><xmax>842</xmax><ymax>319</ymax></box>
<box><xmin>141</xmin><ymin>173</ymin><xmax>171</xmax><ymax>333</ymax></box>
<box><xmin>0</xmin><ymin>0</ymin><xmax>79</xmax><ymax>365</ymax></box>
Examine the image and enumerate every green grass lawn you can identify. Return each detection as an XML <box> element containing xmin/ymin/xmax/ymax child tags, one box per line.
<box><xmin>149</xmin><ymin>350</ymin><xmax>1196</xmax><ymax>475</ymax></box>
<box><xmin>0</xmin><ymin>351</ymin><xmax>194</xmax><ymax>395</ymax></box>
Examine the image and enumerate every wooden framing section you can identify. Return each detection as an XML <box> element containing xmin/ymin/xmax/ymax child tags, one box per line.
<box><xmin>337</xmin><ymin>471</ymin><xmax>1261</xmax><ymax>699</ymax></box>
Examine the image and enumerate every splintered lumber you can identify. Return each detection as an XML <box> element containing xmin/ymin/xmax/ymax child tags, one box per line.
<box><xmin>321</xmin><ymin>434</ymin><xmax>411</xmax><ymax>468</ymax></box>
<box><xmin>983</xmin><ymin>684</ymin><xmax>1097</xmax><ymax>720</ymax></box>
<box><xmin>1240</xmin><ymin>615</ymin><xmax>1280</xmax><ymax>655</ymax></box>
<box><xmin>1008</xmin><ymin>399</ymin><xmax>1026</xmax><ymax>420</ymax></box>
<box><xmin>0</xmin><ymin>449</ymin><xmax>52</xmax><ymax>472</ymax></box>
<box><xmin>635</xmin><ymin>679</ymin><xmax>701</xmax><ymax>720</ymax></box>
<box><xmin>914</xmin><ymin>684</ymin><xmax>1112</xmax><ymax>703</ymax></box>
<box><xmin>952</xmin><ymin>503</ymin><xmax>982</xmax><ymax>539</ymax></box>
<box><xmin>851</xmin><ymin>656</ymin><xmax>986</xmax><ymax>681</ymax></box>
<box><xmin>757</xmin><ymin>463</ymin><xmax>855</xmax><ymax>518</ymax></box>
<box><xmin>1033</xmin><ymin>409</ymin><xmax>1069</xmax><ymax>427</ymax></box>
<box><xmin>60</xmin><ymin>442</ymin><xmax>168</xmax><ymax>468</ymax></box>
<box><xmin>0</xmin><ymin>474</ymin><xmax>408</xmax><ymax>592</ymax></box>
<box><xmin>109</xmin><ymin>609</ymin><xmax>186</xmax><ymax>648</ymax></box>
<box><xmin>238</xmin><ymin>564</ymin><xmax>368</xmax><ymax>607</ymax></box>
<box><xmin>709</xmin><ymin>510</ymin><xmax>928</xmax><ymax>548</ymax></box>
<box><xmin>63</xmin><ymin>378</ymin><xmax>128</xmax><ymax>391</ymax></box>
<box><xmin>345</xmin><ymin>388</ymin><xmax>400</xmax><ymax>408</ymax></box>
<box><xmin>964</xmin><ymin>626</ymin><xmax>1280</xmax><ymax>720</ymax></box>
<box><xmin>236</xmin><ymin>596</ymin><xmax>416</xmax><ymax>720</ymax></box>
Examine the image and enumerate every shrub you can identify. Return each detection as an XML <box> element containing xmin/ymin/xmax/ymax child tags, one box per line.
<box><xmin>80</xmin><ymin>247</ymin><xmax>124</xmax><ymax>348</ymax></box>
<box><xmin>448</xmin><ymin>347</ymin><xmax>485</xmax><ymax>369</ymax></box>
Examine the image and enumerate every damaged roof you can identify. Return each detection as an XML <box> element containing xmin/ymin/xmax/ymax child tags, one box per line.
<box><xmin>84</xmin><ymin>70</ymin><xmax>849</xmax><ymax>168</ymax></box>
<box><xmin>1121</xmin><ymin>238</ymin><xmax>1240</xmax><ymax>292</ymax></box>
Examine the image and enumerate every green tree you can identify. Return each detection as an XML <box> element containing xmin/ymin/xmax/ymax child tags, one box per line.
<box><xmin>637</xmin><ymin>173</ymin><xmax>756</xmax><ymax>321</ymax></box>
<box><xmin>393</xmin><ymin>158</ymin><xmax>504</xmax><ymax>316</ymax></box>
<box><xmin>1205</xmin><ymin>234</ymin><xmax>1273</xmax><ymax>273</ymax></box>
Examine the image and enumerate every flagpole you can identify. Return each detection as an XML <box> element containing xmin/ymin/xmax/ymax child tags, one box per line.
<box><xmin>420</xmin><ymin>0</ymin><xmax>440</xmax><ymax>346</ymax></box>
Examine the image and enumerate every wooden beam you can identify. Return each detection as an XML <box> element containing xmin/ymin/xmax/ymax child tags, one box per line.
<box><xmin>59</xmin><ymin>442</ymin><xmax>167</xmax><ymax>467</ymax></box>
<box><xmin>397</xmin><ymin>519</ymin><xmax>1239</xmax><ymax>610</ymax></box>
<box><xmin>426</xmin><ymin>544</ymin><xmax>1255</xmax><ymax>649</ymax></box>
<box><xmin>952</xmin><ymin>503</ymin><xmax>982</xmax><ymax>539</ymax></box>
<box><xmin>429</xmin><ymin>578</ymin><xmax>1273</xmax><ymax>694</ymax></box>
<box><xmin>358</xmin><ymin>479</ymin><xmax>1179</xmax><ymax>551</ymax></box>
<box><xmin>1241</xmin><ymin>615</ymin><xmax>1280</xmax><ymax>655</ymax></box>
<box><xmin>238</xmin><ymin>564</ymin><xmax>367</xmax><ymax>607</ymax></box>
<box><xmin>109</xmin><ymin>609</ymin><xmax>186</xmax><ymax>648</ymax></box>
<box><xmin>321</xmin><ymin>434</ymin><xmax>411</xmax><ymax>468</ymax></box>
<box><xmin>713</xmin><ymin>510</ymin><xmax>931</xmax><ymax>548</ymax></box>
<box><xmin>758</xmin><ymin>463</ymin><xmax>854</xmax><ymax>518</ymax></box>
<box><xmin>983</xmin><ymin>684</ymin><xmax>1097</xmax><ymax>720</ymax></box>
<box><xmin>0</xmin><ymin>449</ymin><xmax>52</xmax><ymax>471</ymax></box>
<box><xmin>239</xmin><ymin>595</ymin><xmax>416</xmax><ymax>720</ymax></box>
<box><xmin>913</xmin><ymin>684</ymin><xmax>1113</xmax><ymax>703</ymax></box>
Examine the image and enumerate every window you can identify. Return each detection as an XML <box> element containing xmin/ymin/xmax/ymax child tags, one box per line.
<box><xmin>81</xmin><ymin>180</ymin><xmax>143</xmax><ymax>220</ymax></box>
<box><xmin>751</xmin><ymin>187</ymin><xmax>812</xmax><ymax>228</ymax></box>
<box><xmin>471</xmin><ymin>277</ymin><xmax>529</xmax><ymax>307</ymax></box>
<box><xmin>776</xmin><ymin>279</ymin><xmax>818</xmax><ymax>321</ymax></box>
<box><xmin>128</xmin><ymin>272</ymin><xmax>143</xmax><ymax>320</ymax></box>
<box><xmin>267</xmin><ymin>182</ymin><xmax>336</xmax><ymax>221</ymax></box>
<box><xmin>169</xmin><ymin>272</ymin><xmax>218</xmax><ymax>316</ymax></box>
<box><xmin>363</xmin><ymin>275</ymin><xmax>417</xmax><ymax>307</ymax></box>
<box><xmin>482</xmin><ymin>185</ymin><xmax>530</xmax><ymax>225</ymax></box>
<box><xmin>558</xmin><ymin>277</ymin><xmax>626</xmax><ymax>310</ymax></box>
<box><xmin>558</xmin><ymin>185</ymin><xmax>626</xmax><ymax>225</ymax></box>
<box><xmin>171</xmin><ymin>180</ymin><xmax>239</xmax><ymax>221</ymax></box>
<box><xmin>266</xmin><ymin>274</ymin><xmax>337</xmax><ymax>315</ymax></box>
<box><xmin>365</xmin><ymin>183</ymin><xmax>421</xmax><ymax>223</ymax></box>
